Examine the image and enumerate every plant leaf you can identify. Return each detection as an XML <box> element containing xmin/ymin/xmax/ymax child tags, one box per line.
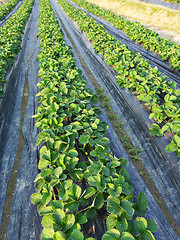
<box><xmin>147</xmin><ymin>219</ymin><xmax>158</xmax><ymax>232</ymax></box>
<box><xmin>31</xmin><ymin>193</ymin><xmax>42</xmax><ymax>205</ymax></box>
<box><xmin>69</xmin><ymin>229</ymin><xmax>84</xmax><ymax>240</ymax></box>
<box><xmin>107</xmin><ymin>197</ymin><xmax>123</xmax><ymax>215</ymax></box>
<box><xmin>121</xmin><ymin>232</ymin><xmax>135</xmax><ymax>240</ymax></box>
<box><xmin>61</xmin><ymin>214</ymin><xmax>75</xmax><ymax>232</ymax></box>
<box><xmin>102</xmin><ymin>229</ymin><xmax>120</xmax><ymax>240</ymax></box>
<box><xmin>141</xmin><ymin>230</ymin><xmax>155</xmax><ymax>240</ymax></box>
<box><xmin>134</xmin><ymin>217</ymin><xmax>147</xmax><ymax>233</ymax></box>
<box><xmin>165</xmin><ymin>142</ymin><xmax>178</xmax><ymax>153</ymax></box>
<box><xmin>138</xmin><ymin>192</ymin><xmax>148</xmax><ymax>212</ymax></box>
<box><xmin>41</xmin><ymin>228</ymin><xmax>54</xmax><ymax>240</ymax></box>
<box><xmin>106</xmin><ymin>214</ymin><xmax>117</xmax><ymax>229</ymax></box>
<box><xmin>94</xmin><ymin>192</ymin><xmax>104</xmax><ymax>209</ymax></box>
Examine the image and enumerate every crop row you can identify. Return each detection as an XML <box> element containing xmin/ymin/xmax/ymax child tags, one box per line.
<box><xmin>165</xmin><ymin>0</ymin><xmax>180</xmax><ymax>3</ymax></box>
<box><xmin>0</xmin><ymin>0</ymin><xmax>34</xmax><ymax>97</ymax></box>
<box><xmin>70</xmin><ymin>0</ymin><xmax>180</xmax><ymax>71</ymax></box>
<box><xmin>57</xmin><ymin>0</ymin><xmax>180</xmax><ymax>161</ymax></box>
<box><xmin>0</xmin><ymin>0</ymin><xmax>21</xmax><ymax>21</ymax></box>
<box><xmin>30</xmin><ymin>0</ymin><xmax>158</xmax><ymax>239</ymax></box>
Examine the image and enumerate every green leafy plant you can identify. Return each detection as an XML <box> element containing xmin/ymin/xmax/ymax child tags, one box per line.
<box><xmin>58</xmin><ymin>0</ymin><xmax>180</xmax><ymax>161</ymax></box>
<box><xmin>31</xmin><ymin>0</ymin><xmax>158</xmax><ymax>239</ymax></box>
<box><xmin>70</xmin><ymin>0</ymin><xmax>180</xmax><ymax>70</ymax></box>
<box><xmin>0</xmin><ymin>0</ymin><xmax>21</xmax><ymax>20</ymax></box>
<box><xmin>0</xmin><ymin>0</ymin><xmax>35</xmax><ymax>96</ymax></box>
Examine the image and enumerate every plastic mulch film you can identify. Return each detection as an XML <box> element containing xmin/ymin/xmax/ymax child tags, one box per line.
<box><xmin>0</xmin><ymin>0</ymin><xmax>42</xmax><ymax>238</ymax></box>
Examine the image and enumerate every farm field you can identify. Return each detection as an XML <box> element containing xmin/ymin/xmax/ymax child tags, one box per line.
<box><xmin>85</xmin><ymin>0</ymin><xmax>180</xmax><ymax>42</ymax></box>
<box><xmin>0</xmin><ymin>0</ymin><xmax>179</xmax><ymax>239</ymax></box>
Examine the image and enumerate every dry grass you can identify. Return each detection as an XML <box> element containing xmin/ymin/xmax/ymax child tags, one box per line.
<box><xmin>86</xmin><ymin>0</ymin><xmax>180</xmax><ymax>41</ymax></box>
<box><xmin>0</xmin><ymin>0</ymin><xmax>9</xmax><ymax>6</ymax></box>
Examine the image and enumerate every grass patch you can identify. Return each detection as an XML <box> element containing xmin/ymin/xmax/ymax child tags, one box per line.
<box><xmin>87</xmin><ymin>0</ymin><xmax>180</xmax><ymax>34</ymax></box>
<box><xmin>96</xmin><ymin>88</ymin><xmax>141</xmax><ymax>160</ymax></box>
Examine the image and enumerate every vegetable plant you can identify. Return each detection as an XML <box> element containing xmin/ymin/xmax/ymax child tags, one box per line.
<box><xmin>31</xmin><ymin>0</ymin><xmax>158</xmax><ymax>239</ymax></box>
<box><xmin>0</xmin><ymin>0</ymin><xmax>21</xmax><ymax>21</ymax></box>
<box><xmin>70</xmin><ymin>0</ymin><xmax>180</xmax><ymax>71</ymax></box>
<box><xmin>0</xmin><ymin>0</ymin><xmax>34</xmax><ymax>97</ymax></box>
<box><xmin>58</xmin><ymin>0</ymin><xmax>180</xmax><ymax>163</ymax></box>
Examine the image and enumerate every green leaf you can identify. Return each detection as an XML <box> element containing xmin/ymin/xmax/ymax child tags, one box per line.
<box><xmin>38</xmin><ymin>159</ymin><xmax>50</xmax><ymax>169</ymax></box>
<box><xmin>69</xmin><ymin>170</ymin><xmax>83</xmax><ymax>181</ymax></box>
<box><xmin>102</xmin><ymin>167</ymin><xmax>110</xmax><ymax>176</ymax></box>
<box><xmin>35</xmin><ymin>178</ymin><xmax>45</xmax><ymax>192</ymax></box>
<box><xmin>31</xmin><ymin>193</ymin><xmax>42</xmax><ymax>205</ymax></box>
<box><xmin>79</xmin><ymin>134</ymin><xmax>88</xmax><ymax>144</ymax></box>
<box><xmin>107</xmin><ymin>197</ymin><xmax>123</xmax><ymax>215</ymax></box>
<box><xmin>50</xmin><ymin>200</ymin><xmax>64</xmax><ymax>210</ymax></box>
<box><xmin>96</xmin><ymin>145</ymin><xmax>105</xmax><ymax>154</ymax></box>
<box><xmin>173</xmin><ymin>134</ymin><xmax>180</xmax><ymax>146</ymax></box>
<box><xmin>102</xmin><ymin>229</ymin><xmax>120</xmax><ymax>240</ymax></box>
<box><xmin>106</xmin><ymin>214</ymin><xmax>117</xmax><ymax>229</ymax></box>
<box><xmin>165</xmin><ymin>142</ymin><xmax>178</xmax><ymax>153</ymax></box>
<box><xmin>121</xmin><ymin>232</ymin><xmax>135</xmax><ymax>240</ymax></box>
<box><xmin>53</xmin><ymin>231</ymin><xmax>66</xmax><ymax>240</ymax></box>
<box><xmin>91</xmin><ymin>123</ymin><xmax>97</xmax><ymax>129</ymax></box>
<box><xmin>69</xmin><ymin>184</ymin><xmax>81</xmax><ymax>200</ymax></box>
<box><xmin>87</xmin><ymin>175</ymin><xmax>100</xmax><ymax>187</ymax></box>
<box><xmin>85</xmin><ymin>207</ymin><xmax>97</xmax><ymax>218</ymax></box>
<box><xmin>149</xmin><ymin>124</ymin><xmax>163</xmax><ymax>137</ymax></box>
<box><xmin>116</xmin><ymin>217</ymin><xmax>128</xmax><ymax>232</ymax></box>
<box><xmin>101</xmin><ymin>137</ymin><xmax>110</xmax><ymax>144</ymax></box>
<box><xmin>134</xmin><ymin>217</ymin><xmax>147</xmax><ymax>233</ymax></box>
<box><xmin>54</xmin><ymin>141</ymin><xmax>69</xmax><ymax>152</ymax></box>
<box><xmin>138</xmin><ymin>192</ymin><xmax>148</xmax><ymax>212</ymax></box>
<box><xmin>42</xmin><ymin>214</ymin><xmax>54</xmax><ymax>228</ymax></box>
<box><xmin>52</xmin><ymin>167</ymin><xmax>63</xmax><ymax>178</ymax></box>
<box><xmin>0</xmin><ymin>91</ymin><xmax>5</xmax><ymax>98</ymax></box>
<box><xmin>39</xmin><ymin>206</ymin><xmax>53</xmax><ymax>216</ymax></box>
<box><xmin>41</xmin><ymin>228</ymin><xmax>54</xmax><ymax>240</ymax></box>
<box><xmin>42</xmin><ymin>192</ymin><xmax>52</xmax><ymax>205</ymax></box>
<box><xmin>94</xmin><ymin>192</ymin><xmax>104</xmax><ymax>209</ymax></box>
<box><xmin>53</xmin><ymin>209</ymin><xmax>65</xmax><ymax>225</ymax></box>
<box><xmin>65</xmin><ymin>201</ymin><xmax>79</xmax><ymax>212</ymax></box>
<box><xmin>61</xmin><ymin>214</ymin><xmax>75</xmax><ymax>232</ymax></box>
<box><xmin>51</xmin><ymin>102</ymin><xmax>59</xmax><ymax>112</ymax></box>
<box><xmin>36</xmin><ymin>132</ymin><xmax>50</xmax><ymax>146</ymax></box>
<box><xmin>90</xmin><ymin>150</ymin><xmax>97</xmax><ymax>157</ymax></box>
<box><xmin>41</xmin><ymin>169</ymin><xmax>53</xmax><ymax>178</ymax></box>
<box><xmin>68</xmin><ymin>149</ymin><xmax>78</xmax><ymax>157</ymax></box>
<box><xmin>66</xmin><ymin>157</ymin><xmax>79</xmax><ymax>171</ymax></box>
<box><xmin>121</xmin><ymin>200</ymin><xmax>134</xmax><ymax>218</ymax></box>
<box><xmin>111</xmin><ymin>160</ymin><xmax>121</xmax><ymax>168</ymax></box>
<box><xmin>64</xmin><ymin>180</ymin><xmax>73</xmax><ymax>190</ymax></box>
<box><xmin>141</xmin><ymin>230</ymin><xmax>155</xmax><ymax>240</ymax></box>
<box><xmin>76</xmin><ymin>214</ymin><xmax>88</xmax><ymax>224</ymax></box>
<box><xmin>88</xmin><ymin>163</ymin><xmax>101</xmax><ymax>175</ymax></box>
<box><xmin>108</xmin><ymin>186</ymin><xmax>122</xmax><ymax>198</ymax></box>
<box><xmin>84</xmin><ymin>187</ymin><xmax>97</xmax><ymax>199</ymax></box>
<box><xmin>147</xmin><ymin>219</ymin><xmax>158</xmax><ymax>232</ymax></box>
<box><xmin>69</xmin><ymin>229</ymin><xmax>84</xmax><ymax>240</ymax></box>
